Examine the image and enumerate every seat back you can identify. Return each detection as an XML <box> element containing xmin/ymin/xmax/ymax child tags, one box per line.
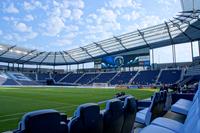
<box><xmin>68</xmin><ymin>103</ymin><xmax>103</xmax><ymax>133</ymax></box>
<box><xmin>145</xmin><ymin>92</ymin><xmax>160</xmax><ymax>125</ymax></box>
<box><xmin>121</xmin><ymin>96</ymin><xmax>137</xmax><ymax>133</ymax></box>
<box><xmin>102</xmin><ymin>99</ymin><xmax>124</xmax><ymax>133</ymax></box>
<box><xmin>182</xmin><ymin>89</ymin><xmax>200</xmax><ymax>133</ymax></box>
<box><xmin>14</xmin><ymin>109</ymin><xmax>68</xmax><ymax>133</ymax></box>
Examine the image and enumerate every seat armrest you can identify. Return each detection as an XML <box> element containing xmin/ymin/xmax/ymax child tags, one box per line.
<box><xmin>171</xmin><ymin>93</ymin><xmax>194</xmax><ymax>104</ymax></box>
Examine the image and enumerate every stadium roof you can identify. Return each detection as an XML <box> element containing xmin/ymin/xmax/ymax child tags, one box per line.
<box><xmin>0</xmin><ymin>11</ymin><xmax>200</xmax><ymax>66</ymax></box>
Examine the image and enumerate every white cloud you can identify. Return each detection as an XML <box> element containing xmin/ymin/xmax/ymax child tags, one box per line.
<box><xmin>24</xmin><ymin>1</ymin><xmax>48</xmax><ymax>11</ymax></box>
<box><xmin>122</xmin><ymin>11</ymin><xmax>140</xmax><ymax>21</ymax></box>
<box><xmin>140</xmin><ymin>15</ymin><xmax>163</xmax><ymax>28</ymax></box>
<box><xmin>55</xmin><ymin>33</ymin><xmax>77</xmax><ymax>47</ymax></box>
<box><xmin>0</xmin><ymin>30</ymin><xmax>3</xmax><ymax>35</ymax></box>
<box><xmin>24</xmin><ymin>14</ymin><xmax>34</xmax><ymax>21</ymax></box>
<box><xmin>71</xmin><ymin>9</ymin><xmax>83</xmax><ymax>20</ymax></box>
<box><xmin>44</xmin><ymin>16</ymin><xmax>65</xmax><ymax>36</ymax></box>
<box><xmin>15</xmin><ymin>22</ymin><xmax>31</xmax><ymax>32</ymax></box>
<box><xmin>98</xmin><ymin>8</ymin><xmax>118</xmax><ymax>23</ymax></box>
<box><xmin>108</xmin><ymin>0</ymin><xmax>141</xmax><ymax>9</ymax></box>
<box><xmin>4</xmin><ymin>3</ymin><xmax>19</xmax><ymax>13</ymax></box>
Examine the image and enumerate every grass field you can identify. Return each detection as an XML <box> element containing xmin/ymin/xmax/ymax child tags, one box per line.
<box><xmin>0</xmin><ymin>87</ymin><xmax>157</xmax><ymax>132</ymax></box>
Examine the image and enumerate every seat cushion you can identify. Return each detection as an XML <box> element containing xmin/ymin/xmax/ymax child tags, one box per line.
<box><xmin>151</xmin><ymin>117</ymin><xmax>183</xmax><ymax>133</ymax></box>
<box><xmin>171</xmin><ymin>101</ymin><xmax>192</xmax><ymax>115</ymax></box>
<box><xmin>140</xmin><ymin>125</ymin><xmax>175</xmax><ymax>133</ymax></box>
<box><xmin>135</xmin><ymin>112</ymin><xmax>146</xmax><ymax>124</ymax></box>
<box><xmin>176</xmin><ymin>99</ymin><xmax>192</xmax><ymax>105</ymax></box>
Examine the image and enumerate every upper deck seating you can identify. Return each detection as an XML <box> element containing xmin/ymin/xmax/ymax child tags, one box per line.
<box><xmin>77</xmin><ymin>73</ymin><xmax>99</xmax><ymax>85</ymax></box>
<box><xmin>140</xmin><ymin>83</ymin><xmax>200</xmax><ymax>133</ymax></box>
<box><xmin>133</xmin><ymin>70</ymin><xmax>160</xmax><ymax>85</ymax></box>
<box><xmin>52</xmin><ymin>73</ymin><xmax>67</xmax><ymax>82</ymax></box>
<box><xmin>101</xmin><ymin>99</ymin><xmax>124</xmax><ymax>133</ymax></box>
<box><xmin>60</xmin><ymin>73</ymin><xmax>83</xmax><ymax>83</ymax></box>
<box><xmin>13</xmin><ymin>109</ymin><xmax>68</xmax><ymax>133</ymax></box>
<box><xmin>92</xmin><ymin>72</ymin><xmax>117</xmax><ymax>83</ymax></box>
<box><xmin>110</xmin><ymin>71</ymin><xmax>137</xmax><ymax>85</ymax></box>
<box><xmin>68</xmin><ymin>103</ymin><xmax>103</xmax><ymax>133</ymax></box>
<box><xmin>37</xmin><ymin>73</ymin><xmax>50</xmax><ymax>81</ymax></box>
<box><xmin>157</xmin><ymin>70</ymin><xmax>182</xmax><ymax>84</ymax></box>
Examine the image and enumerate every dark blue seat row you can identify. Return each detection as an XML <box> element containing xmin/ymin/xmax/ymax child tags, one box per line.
<box><xmin>60</xmin><ymin>73</ymin><xmax>83</xmax><ymax>83</ymax></box>
<box><xmin>76</xmin><ymin>73</ymin><xmax>99</xmax><ymax>85</ymax></box>
<box><xmin>133</xmin><ymin>70</ymin><xmax>160</xmax><ymax>85</ymax></box>
<box><xmin>91</xmin><ymin>72</ymin><xmax>117</xmax><ymax>83</ymax></box>
<box><xmin>110</xmin><ymin>71</ymin><xmax>137</xmax><ymax>85</ymax></box>
<box><xmin>14</xmin><ymin>96</ymin><xmax>137</xmax><ymax>133</ymax></box>
<box><xmin>157</xmin><ymin>70</ymin><xmax>182</xmax><ymax>84</ymax></box>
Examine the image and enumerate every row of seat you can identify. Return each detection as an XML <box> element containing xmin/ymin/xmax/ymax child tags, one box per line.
<box><xmin>140</xmin><ymin>83</ymin><xmax>200</xmax><ymax>133</ymax></box>
<box><xmin>14</xmin><ymin>96</ymin><xmax>137</xmax><ymax>133</ymax></box>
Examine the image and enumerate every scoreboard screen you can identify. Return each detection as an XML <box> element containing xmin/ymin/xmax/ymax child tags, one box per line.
<box><xmin>99</xmin><ymin>55</ymin><xmax>150</xmax><ymax>68</ymax></box>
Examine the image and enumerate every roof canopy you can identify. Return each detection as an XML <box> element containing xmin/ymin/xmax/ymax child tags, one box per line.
<box><xmin>0</xmin><ymin>11</ymin><xmax>200</xmax><ymax>66</ymax></box>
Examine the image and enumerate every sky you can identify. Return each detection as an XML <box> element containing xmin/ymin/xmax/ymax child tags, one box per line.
<box><xmin>0</xmin><ymin>0</ymin><xmax>198</xmax><ymax>66</ymax></box>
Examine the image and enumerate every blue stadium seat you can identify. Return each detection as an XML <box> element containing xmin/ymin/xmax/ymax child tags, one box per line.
<box><xmin>171</xmin><ymin>85</ymin><xmax>200</xmax><ymax>115</ymax></box>
<box><xmin>121</xmin><ymin>96</ymin><xmax>137</xmax><ymax>133</ymax></box>
<box><xmin>135</xmin><ymin>92</ymin><xmax>161</xmax><ymax>125</ymax></box>
<box><xmin>102</xmin><ymin>99</ymin><xmax>124</xmax><ymax>133</ymax></box>
<box><xmin>140</xmin><ymin>83</ymin><xmax>200</xmax><ymax>133</ymax></box>
<box><xmin>68</xmin><ymin>103</ymin><xmax>103</xmax><ymax>133</ymax></box>
<box><xmin>13</xmin><ymin>109</ymin><xmax>68</xmax><ymax>133</ymax></box>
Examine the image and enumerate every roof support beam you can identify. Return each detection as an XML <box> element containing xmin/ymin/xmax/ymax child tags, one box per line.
<box><xmin>80</xmin><ymin>47</ymin><xmax>94</xmax><ymax>59</ymax></box>
<box><xmin>174</xmin><ymin>17</ymin><xmax>200</xmax><ymax>31</ymax></box>
<box><xmin>165</xmin><ymin>21</ymin><xmax>176</xmax><ymax>65</ymax></box>
<box><xmin>54</xmin><ymin>52</ymin><xmax>57</xmax><ymax>66</ymax></box>
<box><xmin>170</xmin><ymin>20</ymin><xmax>192</xmax><ymax>41</ymax></box>
<box><xmin>93</xmin><ymin>42</ymin><xmax>109</xmax><ymax>55</ymax></box>
<box><xmin>12</xmin><ymin>49</ymin><xmax>36</xmax><ymax>63</ymax></box>
<box><xmin>177</xmin><ymin>14</ymin><xmax>199</xmax><ymax>20</ymax></box>
<box><xmin>165</xmin><ymin>22</ymin><xmax>174</xmax><ymax>45</ymax></box>
<box><xmin>63</xmin><ymin>51</ymin><xmax>78</xmax><ymax>63</ymax></box>
<box><xmin>0</xmin><ymin>45</ymin><xmax>16</xmax><ymax>57</ymax></box>
<box><xmin>39</xmin><ymin>52</ymin><xmax>51</xmax><ymax>65</ymax></box>
<box><xmin>21</xmin><ymin>51</ymin><xmax>45</xmax><ymax>64</ymax></box>
<box><xmin>137</xmin><ymin>29</ymin><xmax>151</xmax><ymax>48</ymax></box>
<box><xmin>113</xmin><ymin>36</ymin><xmax>128</xmax><ymax>51</ymax></box>
<box><xmin>60</xmin><ymin>51</ymin><xmax>68</xmax><ymax>64</ymax></box>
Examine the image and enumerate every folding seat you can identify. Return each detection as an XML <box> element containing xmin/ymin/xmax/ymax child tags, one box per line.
<box><xmin>135</xmin><ymin>92</ymin><xmax>161</xmax><ymax>125</ymax></box>
<box><xmin>171</xmin><ymin>84</ymin><xmax>200</xmax><ymax>115</ymax></box>
<box><xmin>121</xmin><ymin>96</ymin><xmax>137</xmax><ymax>133</ymax></box>
<box><xmin>102</xmin><ymin>98</ymin><xmax>124</xmax><ymax>133</ymax></box>
<box><xmin>140</xmin><ymin>86</ymin><xmax>200</xmax><ymax>133</ymax></box>
<box><xmin>68</xmin><ymin>103</ymin><xmax>103</xmax><ymax>133</ymax></box>
<box><xmin>13</xmin><ymin>109</ymin><xmax>68</xmax><ymax>133</ymax></box>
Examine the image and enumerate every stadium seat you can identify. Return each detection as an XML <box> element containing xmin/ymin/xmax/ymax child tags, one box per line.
<box><xmin>68</xmin><ymin>103</ymin><xmax>103</xmax><ymax>133</ymax></box>
<box><xmin>121</xmin><ymin>96</ymin><xmax>137</xmax><ymax>133</ymax></box>
<box><xmin>102</xmin><ymin>99</ymin><xmax>124</xmax><ymax>133</ymax></box>
<box><xmin>135</xmin><ymin>92</ymin><xmax>161</xmax><ymax>125</ymax></box>
<box><xmin>171</xmin><ymin>84</ymin><xmax>200</xmax><ymax>115</ymax></box>
<box><xmin>140</xmin><ymin>83</ymin><xmax>200</xmax><ymax>133</ymax></box>
<box><xmin>13</xmin><ymin>109</ymin><xmax>68</xmax><ymax>133</ymax></box>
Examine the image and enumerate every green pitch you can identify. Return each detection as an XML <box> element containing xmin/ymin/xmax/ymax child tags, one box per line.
<box><xmin>0</xmin><ymin>87</ymin><xmax>157</xmax><ymax>132</ymax></box>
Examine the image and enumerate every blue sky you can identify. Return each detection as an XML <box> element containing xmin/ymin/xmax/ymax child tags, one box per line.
<box><xmin>0</xmin><ymin>0</ymin><xmax>181</xmax><ymax>51</ymax></box>
<box><xmin>0</xmin><ymin>0</ymin><xmax>198</xmax><ymax>65</ymax></box>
